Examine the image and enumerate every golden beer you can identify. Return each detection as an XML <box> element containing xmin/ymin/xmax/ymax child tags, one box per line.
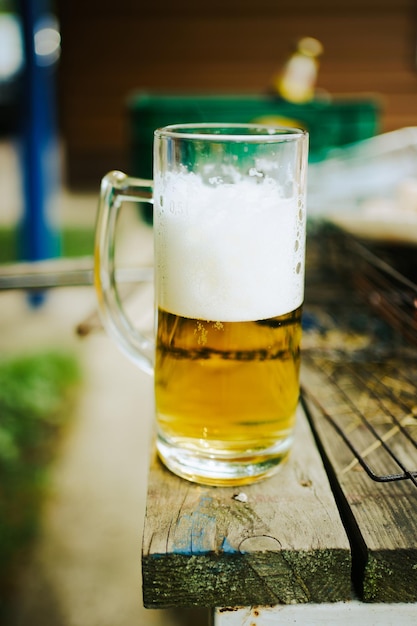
<box><xmin>155</xmin><ymin>305</ymin><xmax>302</xmax><ymax>484</ymax></box>
<box><xmin>95</xmin><ymin>125</ymin><xmax>308</xmax><ymax>485</ymax></box>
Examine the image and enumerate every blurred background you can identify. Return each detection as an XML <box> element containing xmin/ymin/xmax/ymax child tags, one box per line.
<box><xmin>56</xmin><ymin>0</ymin><xmax>417</xmax><ymax>186</ymax></box>
<box><xmin>0</xmin><ymin>0</ymin><xmax>417</xmax><ymax>624</ymax></box>
<box><xmin>3</xmin><ymin>0</ymin><xmax>417</xmax><ymax>187</ymax></box>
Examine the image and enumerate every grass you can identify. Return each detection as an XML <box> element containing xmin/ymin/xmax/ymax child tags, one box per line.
<box><xmin>0</xmin><ymin>350</ymin><xmax>81</xmax><ymax>615</ymax></box>
<box><xmin>0</xmin><ymin>226</ymin><xmax>95</xmax><ymax>264</ymax></box>
<box><xmin>0</xmin><ymin>224</ymin><xmax>89</xmax><ymax>617</ymax></box>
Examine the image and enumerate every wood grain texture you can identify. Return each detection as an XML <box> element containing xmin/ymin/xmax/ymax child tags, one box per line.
<box><xmin>300</xmin><ymin>229</ymin><xmax>417</xmax><ymax>603</ymax></box>
<box><xmin>301</xmin><ymin>362</ymin><xmax>417</xmax><ymax>603</ymax></box>
<box><xmin>142</xmin><ymin>406</ymin><xmax>351</xmax><ymax>608</ymax></box>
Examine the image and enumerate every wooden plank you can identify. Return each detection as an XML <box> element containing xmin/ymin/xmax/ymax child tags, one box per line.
<box><xmin>301</xmin><ymin>361</ymin><xmax>417</xmax><ymax>603</ymax></box>
<box><xmin>142</xmin><ymin>406</ymin><xmax>351</xmax><ymax>609</ymax></box>
<box><xmin>300</xmin><ymin>233</ymin><xmax>417</xmax><ymax>602</ymax></box>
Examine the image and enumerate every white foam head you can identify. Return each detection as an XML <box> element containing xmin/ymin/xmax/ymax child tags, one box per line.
<box><xmin>154</xmin><ymin>170</ymin><xmax>306</xmax><ymax>322</ymax></box>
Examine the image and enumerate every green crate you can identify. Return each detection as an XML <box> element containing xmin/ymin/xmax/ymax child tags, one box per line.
<box><xmin>127</xmin><ymin>92</ymin><xmax>380</xmax><ymax>222</ymax></box>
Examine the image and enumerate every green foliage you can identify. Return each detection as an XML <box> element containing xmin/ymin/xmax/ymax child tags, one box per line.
<box><xmin>0</xmin><ymin>226</ymin><xmax>95</xmax><ymax>263</ymax></box>
<box><xmin>61</xmin><ymin>227</ymin><xmax>95</xmax><ymax>258</ymax></box>
<box><xmin>0</xmin><ymin>228</ymin><xmax>17</xmax><ymax>264</ymax></box>
<box><xmin>0</xmin><ymin>351</ymin><xmax>81</xmax><ymax>586</ymax></box>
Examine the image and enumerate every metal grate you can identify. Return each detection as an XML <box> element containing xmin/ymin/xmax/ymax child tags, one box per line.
<box><xmin>302</xmin><ymin>225</ymin><xmax>417</xmax><ymax>486</ymax></box>
<box><xmin>326</xmin><ymin>225</ymin><xmax>417</xmax><ymax>348</ymax></box>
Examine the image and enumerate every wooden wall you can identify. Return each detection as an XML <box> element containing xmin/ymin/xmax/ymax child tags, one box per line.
<box><xmin>56</xmin><ymin>0</ymin><xmax>417</xmax><ymax>188</ymax></box>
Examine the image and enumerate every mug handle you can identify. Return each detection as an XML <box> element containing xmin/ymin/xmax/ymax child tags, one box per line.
<box><xmin>94</xmin><ymin>170</ymin><xmax>154</xmax><ymax>375</ymax></box>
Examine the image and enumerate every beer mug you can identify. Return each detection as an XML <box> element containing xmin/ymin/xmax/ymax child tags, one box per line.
<box><xmin>95</xmin><ymin>123</ymin><xmax>309</xmax><ymax>486</ymax></box>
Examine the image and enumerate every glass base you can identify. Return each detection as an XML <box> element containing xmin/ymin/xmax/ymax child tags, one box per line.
<box><xmin>156</xmin><ymin>435</ymin><xmax>293</xmax><ymax>486</ymax></box>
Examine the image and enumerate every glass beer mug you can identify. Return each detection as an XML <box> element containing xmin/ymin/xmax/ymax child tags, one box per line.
<box><xmin>95</xmin><ymin>123</ymin><xmax>309</xmax><ymax>486</ymax></box>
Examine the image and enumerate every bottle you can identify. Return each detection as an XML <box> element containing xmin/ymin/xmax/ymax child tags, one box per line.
<box><xmin>272</xmin><ymin>37</ymin><xmax>323</xmax><ymax>104</ymax></box>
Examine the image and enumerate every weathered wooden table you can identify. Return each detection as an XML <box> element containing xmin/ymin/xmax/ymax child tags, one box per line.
<box><xmin>141</xmin><ymin>230</ymin><xmax>417</xmax><ymax>625</ymax></box>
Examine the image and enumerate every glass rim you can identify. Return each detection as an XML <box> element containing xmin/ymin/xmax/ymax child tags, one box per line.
<box><xmin>154</xmin><ymin>122</ymin><xmax>308</xmax><ymax>142</ymax></box>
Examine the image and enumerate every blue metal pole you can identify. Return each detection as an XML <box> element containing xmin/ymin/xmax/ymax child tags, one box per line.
<box><xmin>18</xmin><ymin>0</ymin><xmax>61</xmax><ymax>305</ymax></box>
